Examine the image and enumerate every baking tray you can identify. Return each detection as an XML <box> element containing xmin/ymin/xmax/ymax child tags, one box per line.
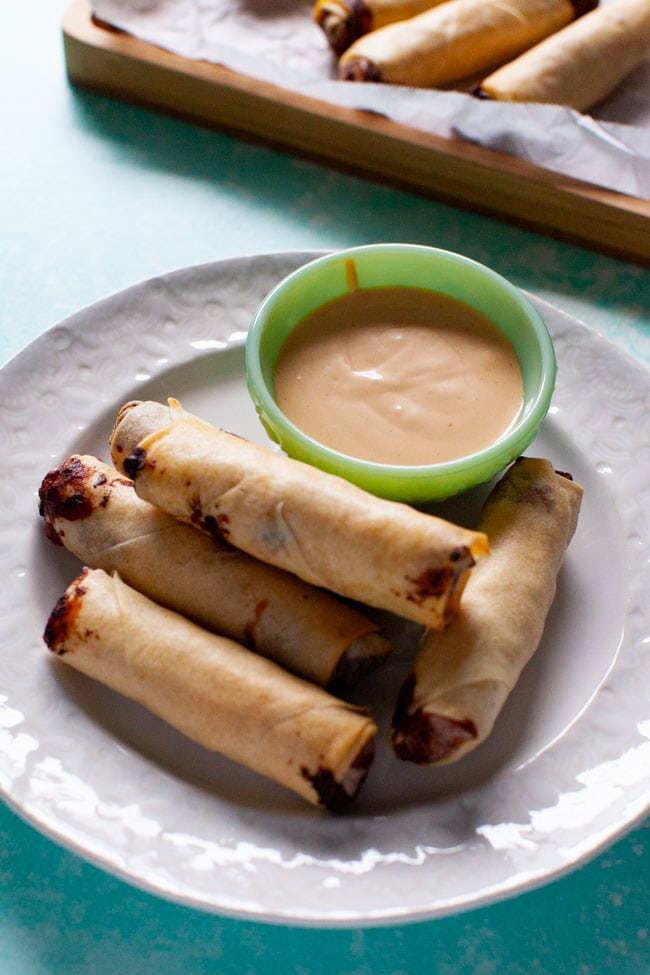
<box><xmin>62</xmin><ymin>0</ymin><xmax>650</xmax><ymax>266</ymax></box>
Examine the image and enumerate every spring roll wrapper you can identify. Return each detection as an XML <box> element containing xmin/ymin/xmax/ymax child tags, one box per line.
<box><xmin>113</xmin><ymin>403</ymin><xmax>488</xmax><ymax>629</ymax></box>
<box><xmin>110</xmin><ymin>398</ymin><xmax>189</xmax><ymax>462</ymax></box>
<box><xmin>39</xmin><ymin>455</ymin><xmax>390</xmax><ymax>691</ymax></box>
<box><xmin>477</xmin><ymin>0</ymin><xmax>650</xmax><ymax>111</ymax></box>
<box><xmin>314</xmin><ymin>0</ymin><xmax>450</xmax><ymax>54</ymax></box>
<box><xmin>391</xmin><ymin>458</ymin><xmax>583</xmax><ymax>765</ymax></box>
<box><xmin>44</xmin><ymin>568</ymin><xmax>378</xmax><ymax>809</ymax></box>
<box><xmin>339</xmin><ymin>0</ymin><xmax>591</xmax><ymax>87</ymax></box>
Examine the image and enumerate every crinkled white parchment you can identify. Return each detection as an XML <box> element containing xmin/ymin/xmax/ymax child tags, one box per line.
<box><xmin>91</xmin><ymin>0</ymin><xmax>650</xmax><ymax>199</ymax></box>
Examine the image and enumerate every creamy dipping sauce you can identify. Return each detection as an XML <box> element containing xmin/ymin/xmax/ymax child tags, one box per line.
<box><xmin>274</xmin><ymin>286</ymin><xmax>524</xmax><ymax>466</ymax></box>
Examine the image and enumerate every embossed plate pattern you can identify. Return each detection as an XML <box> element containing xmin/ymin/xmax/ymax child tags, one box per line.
<box><xmin>0</xmin><ymin>252</ymin><xmax>648</xmax><ymax>926</ymax></box>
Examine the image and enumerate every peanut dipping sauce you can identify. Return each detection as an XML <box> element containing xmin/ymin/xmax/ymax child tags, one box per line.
<box><xmin>274</xmin><ymin>285</ymin><xmax>524</xmax><ymax>466</ymax></box>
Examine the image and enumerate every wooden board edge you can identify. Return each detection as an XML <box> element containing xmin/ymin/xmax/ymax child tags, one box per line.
<box><xmin>62</xmin><ymin>0</ymin><xmax>650</xmax><ymax>266</ymax></box>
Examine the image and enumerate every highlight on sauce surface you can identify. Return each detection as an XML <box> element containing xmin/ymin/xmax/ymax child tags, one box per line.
<box><xmin>273</xmin><ymin>285</ymin><xmax>524</xmax><ymax>466</ymax></box>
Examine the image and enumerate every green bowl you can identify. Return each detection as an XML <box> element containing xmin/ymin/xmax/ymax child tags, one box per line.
<box><xmin>245</xmin><ymin>244</ymin><xmax>556</xmax><ymax>504</ymax></box>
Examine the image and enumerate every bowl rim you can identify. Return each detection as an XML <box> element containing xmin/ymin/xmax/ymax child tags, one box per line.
<box><xmin>245</xmin><ymin>243</ymin><xmax>557</xmax><ymax>490</ymax></box>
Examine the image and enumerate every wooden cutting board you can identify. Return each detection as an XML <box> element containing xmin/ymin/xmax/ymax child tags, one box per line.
<box><xmin>62</xmin><ymin>0</ymin><xmax>650</xmax><ymax>266</ymax></box>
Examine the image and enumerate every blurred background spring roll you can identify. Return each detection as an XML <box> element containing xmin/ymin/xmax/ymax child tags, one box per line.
<box><xmin>314</xmin><ymin>0</ymin><xmax>450</xmax><ymax>54</ymax></box>
<box><xmin>339</xmin><ymin>0</ymin><xmax>597</xmax><ymax>86</ymax></box>
<box><xmin>475</xmin><ymin>0</ymin><xmax>650</xmax><ymax>111</ymax></box>
<box><xmin>39</xmin><ymin>455</ymin><xmax>391</xmax><ymax>691</ymax></box>
<box><xmin>112</xmin><ymin>400</ymin><xmax>488</xmax><ymax>630</ymax></box>
<box><xmin>44</xmin><ymin>568</ymin><xmax>377</xmax><ymax>810</ymax></box>
<box><xmin>391</xmin><ymin>458</ymin><xmax>583</xmax><ymax>764</ymax></box>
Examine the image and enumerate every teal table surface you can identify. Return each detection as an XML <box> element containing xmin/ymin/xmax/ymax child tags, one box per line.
<box><xmin>2</xmin><ymin>5</ymin><xmax>649</xmax><ymax>974</ymax></box>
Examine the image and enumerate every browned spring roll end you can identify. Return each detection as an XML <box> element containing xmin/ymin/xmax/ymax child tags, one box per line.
<box><xmin>39</xmin><ymin>455</ymin><xmax>130</xmax><ymax>546</ymax></box>
<box><xmin>39</xmin><ymin>457</ymin><xmax>98</xmax><ymax>545</ymax></box>
<box><xmin>314</xmin><ymin>0</ymin><xmax>372</xmax><ymax>55</ymax></box>
<box><xmin>304</xmin><ymin>734</ymin><xmax>376</xmax><ymax>811</ymax></box>
<box><xmin>390</xmin><ymin>674</ymin><xmax>477</xmax><ymax>763</ymax></box>
<box><xmin>43</xmin><ymin>567</ymin><xmax>91</xmax><ymax>655</ymax></box>
<box><xmin>339</xmin><ymin>56</ymin><xmax>383</xmax><ymax>82</ymax></box>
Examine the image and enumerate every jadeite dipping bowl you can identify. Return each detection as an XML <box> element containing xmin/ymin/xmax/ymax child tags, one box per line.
<box><xmin>245</xmin><ymin>244</ymin><xmax>557</xmax><ymax>504</ymax></box>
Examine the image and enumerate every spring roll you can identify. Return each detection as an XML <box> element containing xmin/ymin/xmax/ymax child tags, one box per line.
<box><xmin>44</xmin><ymin>568</ymin><xmax>377</xmax><ymax>809</ymax></box>
<box><xmin>111</xmin><ymin>399</ymin><xmax>488</xmax><ymax>630</ymax></box>
<box><xmin>109</xmin><ymin>398</ymin><xmax>189</xmax><ymax>461</ymax></box>
<box><xmin>314</xmin><ymin>0</ymin><xmax>450</xmax><ymax>55</ymax></box>
<box><xmin>339</xmin><ymin>0</ymin><xmax>597</xmax><ymax>86</ymax></box>
<box><xmin>391</xmin><ymin>458</ymin><xmax>583</xmax><ymax>764</ymax></box>
<box><xmin>39</xmin><ymin>455</ymin><xmax>391</xmax><ymax>691</ymax></box>
<box><xmin>475</xmin><ymin>0</ymin><xmax>650</xmax><ymax>111</ymax></box>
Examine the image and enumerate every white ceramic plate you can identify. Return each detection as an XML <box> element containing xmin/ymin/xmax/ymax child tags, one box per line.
<box><xmin>1</xmin><ymin>252</ymin><xmax>648</xmax><ymax>926</ymax></box>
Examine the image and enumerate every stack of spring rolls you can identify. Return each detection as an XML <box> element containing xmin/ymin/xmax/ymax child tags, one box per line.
<box><xmin>315</xmin><ymin>0</ymin><xmax>650</xmax><ymax>112</ymax></box>
<box><xmin>40</xmin><ymin>397</ymin><xmax>582</xmax><ymax>810</ymax></box>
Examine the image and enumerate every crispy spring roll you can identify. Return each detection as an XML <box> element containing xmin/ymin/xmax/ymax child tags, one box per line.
<box><xmin>314</xmin><ymin>0</ymin><xmax>450</xmax><ymax>55</ymax></box>
<box><xmin>475</xmin><ymin>0</ymin><xmax>650</xmax><ymax>111</ymax></box>
<box><xmin>39</xmin><ymin>455</ymin><xmax>391</xmax><ymax>691</ymax></box>
<box><xmin>109</xmin><ymin>398</ymin><xmax>188</xmax><ymax>461</ymax></box>
<box><xmin>339</xmin><ymin>0</ymin><xmax>597</xmax><ymax>86</ymax></box>
<box><xmin>44</xmin><ymin>568</ymin><xmax>377</xmax><ymax>810</ymax></box>
<box><xmin>111</xmin><ymin>400</ymin><xmax>488</xmax><ymax>630</ymax></box>
<box><xmin>391</xmin><ymin>458</ymin><xmax>583</xmax><ymax>764</ymax></box>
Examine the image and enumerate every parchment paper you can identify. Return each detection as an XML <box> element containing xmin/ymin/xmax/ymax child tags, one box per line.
<box><xmin>91</xmin><ymin>0</ymin><xmax>650</xmax><ymax>200</ymax></box>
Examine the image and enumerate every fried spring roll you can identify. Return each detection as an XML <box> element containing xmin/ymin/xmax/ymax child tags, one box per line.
<box><xmin>391</xmin><ymin>458</ymin><xmax>583</xmax><ymax>764</ymax></box>
<box><xmin>111</xmin><ymin>400</ymin><xmax>488</xmax><ymax>630</ymax></box>
<box><xmin>109</xmin><ymin>398</ymin><xmax>189</xmax><ymax>460</ymax></box>
<box><xmin>44</xmin><ymin>568</ymin><xmax>377</xmax><ymax>810</ymax></box>
<box><xmin>339</xmin><ymin>0</ymin><xmax>597</xmax><ymax>86</ymax></box>
<box><xmin>475</xmin><ymin>0</ymin><xmax>650</xmax><ymax>111</ymax></box>
<box><xmin>314</xmin><ymin>0</ymin><xmax>450</xmax><ymax>55</ymax></box>
<box><xmin>39</xmin><ymin>455</ymin><xmax>391</xmax><ymax>691</ymax></box>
